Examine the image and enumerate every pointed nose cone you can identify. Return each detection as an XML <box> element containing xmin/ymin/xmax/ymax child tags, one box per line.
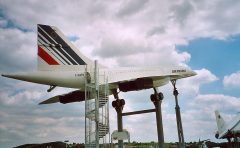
<box><xmin>182</xmin><ymin>69</ymin><xmax>197</xmax><ymax>78</ymax></box>
<box><xmin>191</xmin><ymin>70</ymin><xmax>197</xmax><ymax>76</ymax></box>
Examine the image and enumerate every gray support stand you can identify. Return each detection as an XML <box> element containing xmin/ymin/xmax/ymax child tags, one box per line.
<box><xmin>112</xmin><ymin>90</ymin><xmax>125</xmax><ymax>148</ymax></box>
<box><xmin>95</xmin><ymin>60</ymin><xmax>99</xmax><ymax>148</ymax></box>
<box><xmin>151</xmin><ymin>88</ymin><xmax>164</xmax><ymax>148</ymax></box>
<box><xmin>171</xmin><ymin>80</ymin><xmax>185</xmax><ymax>148</ymax></box>
<box><xmin>112</xmin><ymin>88</ymin><xmax>165</xmax><ymax>148</ymax></box>
<box><xmin>117</xmin><ymin>105</ymin><xmax>123</xmax><ymax>148</ymax></box>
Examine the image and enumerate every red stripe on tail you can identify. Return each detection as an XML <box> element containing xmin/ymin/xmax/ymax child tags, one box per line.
<box><xmin>38</xmin><ymin>46</ymin><xmax>59</xmax><ymax>65</ymax></box>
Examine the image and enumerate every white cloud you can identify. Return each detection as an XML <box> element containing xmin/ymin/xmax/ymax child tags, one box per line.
<box><xmin>178</xmin><ymin>68</ymin><xmax>218</xmax><ymax>96</ymax></box>
<box><xmin>0</xmin><ymin>90</ymin><xmax>42</xmax><ymax>106</ymax></box>
<box><xmin>1</xmin><ymin>0</ymin><xmax>239</xmax><ymax>39</ymax></box>
<box><xmin>0</xmin><ymin>93</ymin><xmax>85</xmax><ymax>147</ymax></box>
<box><xmin>168</xmin><ymin>0</ymin><xmax>240</xmax><ymax>40</ymax></box>
<box><xmin>114</xmin><ymin>46</ymin><xmax>191</xmax><ymax>67</ymax></box>
<box><xmin>190</xmin><ymin>94</ymin><xmax>240</xmax><ymax>113</ymax></box>
<box><xmin>0</xmin><ymin>18</ymin><xmax>7</xmax><ymax>27</ymax></box>
<box><xmin>0</xmin><ymin>28</ymin><xmax>36</xmax><ymax>72</ymax></box>
<box><xmin>223</xmin><ymin>71</ymin><xmax>240</xmax><ymax>89</ymax></box>
<box><xmin>117</xmin><ymin>0</ymin><xmax>149</xmax><ymax>17</ymax></box>
<box><xmin>170</xmin><ymin>0</ymin><xmax>194</xmax><ymax>25</ymax></box>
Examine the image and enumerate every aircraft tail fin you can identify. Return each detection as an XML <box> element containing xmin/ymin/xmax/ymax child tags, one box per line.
<box><xmin>215</xmin><ymin>110</ymin><xmax>226</xmax><ymax>134</ymax></box>
<box><xmin>37</xmin><ymin>24</ymin><xmax>94</xmax><ymax>70</ymax></box>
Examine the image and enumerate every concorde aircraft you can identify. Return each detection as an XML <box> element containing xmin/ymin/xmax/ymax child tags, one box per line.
<box><xmin>2</xmin><ymin>24</ymin><xmax>196</xmax><ymax>104</ymax></box>
<box><xmin>215</xmin><ymin>110</ymin><xmax>240</xmax><ymax>142</ymax></box>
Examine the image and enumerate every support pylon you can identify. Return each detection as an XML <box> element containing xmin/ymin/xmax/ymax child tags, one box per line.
<box><xmin>151</xmin><ymin>88</ymin><xmax>164</xmax><ymax>148</ymax></box>
<box><xmin>112</xmin><ymin>89</ymin><xmax>125</xmax><ymax>148</ymax></box>
<box><xmin>171</xmin><ymin>80</ymin><xmax>185</xmax><ymax>148</ymax></box>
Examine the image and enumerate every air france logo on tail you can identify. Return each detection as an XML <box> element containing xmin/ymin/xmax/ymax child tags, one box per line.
<box><xmin>37</xmin><ymin>24</ymin><xmax>86</xmax><ymax>65</ymax></box>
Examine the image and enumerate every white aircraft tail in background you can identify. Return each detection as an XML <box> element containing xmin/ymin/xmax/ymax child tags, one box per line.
<box><xmin>215</xmin><ymin>110</ymin><xmax>240</xmax><ymax>142</ymax></box>
<box><xmin>215</xmin><ymin>110</ymin><xmax>227</xmax><ymax>135</ymax></box>
<box><xmin>2</xmin><ymin>24</ymin><xmax>197</xmax><ymax>104</ymax></box>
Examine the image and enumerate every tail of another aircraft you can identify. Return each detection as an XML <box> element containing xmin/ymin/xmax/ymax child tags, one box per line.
<box><xmin>37</xmin><ymin>24</ymin><xmax>94</xmax><ymax>70</ymax></box>
<box><xmin>215</xmin><ymin>110</ymin><xmax>226</xmax><ymax>135</ymax></box>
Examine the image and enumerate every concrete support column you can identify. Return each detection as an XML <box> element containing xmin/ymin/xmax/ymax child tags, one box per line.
<box><xmin>151</xmin><ymin>88</ymin><xmax>164</xmax><ymax>148</ymax></box>
<box><xmin>112</xmin><ymin>90</ymin><xmax>125</xmax><ymax>148</ymax></box>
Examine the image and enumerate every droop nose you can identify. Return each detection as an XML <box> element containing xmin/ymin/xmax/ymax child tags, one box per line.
<box><xmin>183</xmin><ymin>70</ymin><xmax>197</xmax><ymax>78</ymax></box>
<box><xmin>191</xmin><ymin>70</ymin><xmax>197</xmax><ymax>76</ymax></box>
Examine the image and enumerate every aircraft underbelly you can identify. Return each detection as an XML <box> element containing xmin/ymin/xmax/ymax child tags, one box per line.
<box><xmin>153</xmin><ymin>77</ymin><xmax>170</xmax><ymax>87</ymax></box>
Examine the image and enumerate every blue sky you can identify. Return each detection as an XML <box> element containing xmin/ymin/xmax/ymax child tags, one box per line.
<box><xmin>179</xmin><ymin>36</ymin><xmax>240</xmax><ymax>76</ymax></box>
<box><xmin>1</xmin><ymin>0</ymin><xmax>240</xmax><ymax>147</ymax></box>
<box><xmin>178</xmin><ymin>36</ymin><xmax>240</xmax><ymax>96</ymax></box>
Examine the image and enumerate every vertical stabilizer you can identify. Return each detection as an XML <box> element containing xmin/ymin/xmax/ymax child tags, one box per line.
<box><xmin>215</xmin><ymin>110</ymin><xmax>226</xmax><ymax>134</ymax></box>
<box><xmin>37</xmin><ymin>24</ymin><xmax>94</xmax><ymax>70</ymax></box>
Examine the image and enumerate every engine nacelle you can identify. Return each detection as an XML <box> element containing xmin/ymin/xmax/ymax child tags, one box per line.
<box><xmin>59</xmin><ymin>91</ymin><xmax>85</xmax><ymax>104</ymax></box>
<box><xmin>119</xmin><ymin>78</ymin><xmax>153</xmax><ymax>92</ymax></box>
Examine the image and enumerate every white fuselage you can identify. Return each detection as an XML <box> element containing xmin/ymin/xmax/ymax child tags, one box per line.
<box><xmin>2</xmin><ymin>66</ymin><xmax>196</xmax><ymax>91</ymax></box>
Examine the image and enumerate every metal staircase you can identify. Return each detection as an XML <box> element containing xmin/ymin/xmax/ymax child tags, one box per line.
<box><xmin>85</xmin><ymin>61</ymin><xmax>110</xmax><ymax>148</ymax></box>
